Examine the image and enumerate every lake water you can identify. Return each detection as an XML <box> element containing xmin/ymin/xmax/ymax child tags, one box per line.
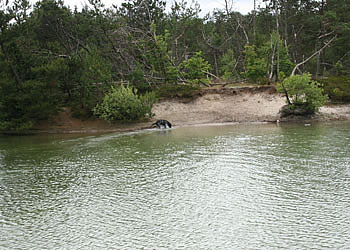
<box><xmin>1</xmin><ymin>122</ymin><xmax>350</xmax><ymax>249</ymax></box>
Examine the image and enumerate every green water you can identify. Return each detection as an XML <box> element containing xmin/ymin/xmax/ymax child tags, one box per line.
<box><xmin>1</xmin><ymin>122</ymin><xmax>350</xmax><ymax>249</ymax></box>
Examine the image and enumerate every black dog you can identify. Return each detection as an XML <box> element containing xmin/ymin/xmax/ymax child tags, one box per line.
<box><xmin>152</xmin><ymin>119</ymin><xmax>172</xmax><ymax>129</ymax></box>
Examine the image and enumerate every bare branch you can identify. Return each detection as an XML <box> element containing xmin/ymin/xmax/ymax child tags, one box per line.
<box><xmin>318</xmin><ymin>30</ymin><xmax>334</xmax><ymax>40</ymax></box>
<box><xmin>203</xmin><ymin>70</ymin><xmax>220</xmax><ymax>80</ymax></box>
<box><xmin>291</xmin><ymin>36</ymin><xmax>337</xmax><ymax>76</ymax></box>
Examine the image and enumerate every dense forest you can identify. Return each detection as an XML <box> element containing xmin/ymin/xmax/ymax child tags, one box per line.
<box><xmin>0</xmin><ymin>0</ymin><xmax>349</xmax><ymax>131</ymax></box>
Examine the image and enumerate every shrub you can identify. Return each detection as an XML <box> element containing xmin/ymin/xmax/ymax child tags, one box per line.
<box><xmin>278</xmin><ymin>73</ymin><xmax>327</xmax><ymax>114</ymax></box>
<box><xmin>93</xmin><ymin>85</ymin><xmax>156</xmax><ymax>121</ymax></box>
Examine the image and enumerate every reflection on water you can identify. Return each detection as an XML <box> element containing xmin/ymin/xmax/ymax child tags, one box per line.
<box><xmin>1</xmin><ymin>122</ymin><xmax>350</xmax><ymax>249</ymax></box>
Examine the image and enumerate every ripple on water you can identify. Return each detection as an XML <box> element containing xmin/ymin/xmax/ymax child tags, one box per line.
<box><xmin>1</xmin><ymin>123</ymin><xmax>350</xmax><ymax>249</ymax></box>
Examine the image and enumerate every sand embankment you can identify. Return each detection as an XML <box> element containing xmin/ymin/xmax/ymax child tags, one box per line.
<box><xmin>34</xmin><ymin>86</ymin><xmax>350</xmax><ymax>133</ymax></box>
<box><xmin>153</xmin><ymin>86</ymin><xmax>285</xmax><ymax>126</ymax></box>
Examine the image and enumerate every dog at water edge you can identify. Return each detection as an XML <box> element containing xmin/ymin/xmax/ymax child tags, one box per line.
<box><xmin>152</xmin><ymin>119</ymin><xmax>172</xmax><ymax>129</ymax></box>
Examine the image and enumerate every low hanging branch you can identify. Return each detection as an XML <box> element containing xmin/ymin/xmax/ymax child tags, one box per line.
<box><xmin>291</xmin><ymin>35</ymin><xmax>337</xmax><ymax>76</ymax></box>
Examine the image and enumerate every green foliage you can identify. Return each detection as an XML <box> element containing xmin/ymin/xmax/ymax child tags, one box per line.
<box><xmin>165</xmin><ymin>65</ymin><xmax>180</xmax><ymax>84</ymax></box>
<box><xmin>146</xmin><ymin>29</ymin><xmax>171</xmax><ymax>80</ymax></box>
<box><xmin>278</xmin><ymin>73</ymin><xmax>327</xmax><ymax>113</ymax></box>
<box><xmin>127</xmin><ymin>68</ymin><xmax>145</xmax><ymax>86</ymax></box>
<box><xmin>243</xmin><ymin>36</ymin><xmax>294</xmax><ymax>83</ymax></box>
<box><xmin>93</xmin><ymin>85</ymin><xmax>156</xmax><ymax>121</ymax></box>
<box><xmin>1</xmin><ymin>0</ymin><xmax>350</xmax><ymax>132</ymax></box>
<box><xmin>70</xmin><ymin>48</ymin><xmax>113</xmax><ymax>118</ymax></box>
<box><xmin>127</xmin><ymin>68</ymin><xmax>154</xmax><ymax>94</ymax></box>
<box><xmin>333</xmin><ymin>62</ymin><xmax>350</xmax><ymax>76</ymax></box>
<box><xmin>321</xmin><ymin>76</ymin><xmax>350</xmax><ymax>103</ymax></box>
<box><xmin>0</xmin><ymin>79</ymin><xmax>60</xmax><ymax>132</ymax></box>
<box><xmin>142</xmin><ymin>29</ymin><xmax>180</xmax><ymax>84</ymax></box>
<box><xmin>219</xmin><ymin>49</ymin><xmax>239</xmax><ymax>80</ymax></box>
<box><xmin>119</xmin><ymin>0</ymin><xmax>166</xmax><ymax>30</ymax></box>
<box><xmin>258</xmin><ymin>33</ymin><xmax>295</xmax><ymax>77</ymax></box>
<box><xmin>243</xmin><ymin>45</ymin><xmax>266</xmax><ymax>83</ymax></box>
<box><xmin>80</xmin><ymin>47</ymin><xmax>112</xmax><ymax>84</ymax></box>
<box><xmin>181</xmin><ymin>51</ymin><xmax>211</xmax><ymax>84</ymax></box>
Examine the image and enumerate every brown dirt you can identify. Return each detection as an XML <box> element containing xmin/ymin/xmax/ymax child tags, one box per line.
<box><xmin>34</xmin><ymin>86</ymin><xmax>350</xmax><ymax>133</ymax></box>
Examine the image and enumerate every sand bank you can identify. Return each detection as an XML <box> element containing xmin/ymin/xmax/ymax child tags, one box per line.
<box><xmin>34</xmin><ymin>86</ymin><xmax>350</xmax><ymax>133</ymax></box>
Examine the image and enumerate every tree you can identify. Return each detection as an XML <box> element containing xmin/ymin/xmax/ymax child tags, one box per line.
<box><xmin>2</xmin><ymin>0</ymin><xmax>350</xmax><ymax>132</ymax></box>
<box><xmin>70</xmin><ymin>47</ymin><xmax>113</xmax><ymax>117</ymax></box>
<box><xmin>258</xmin><ymin>32</ymin><xmax>295</xmax><ymax>80</ymax></box>
<box><xmin>219</xmin><ymin>49</ymin><xmax>238</xmax><ymax>80</ymax></box>
<box><xmin>181</xmin><ymin>51</ymin><xmax>211</xmax><ymax>85</ymax></box>
<box><xmin>278</xmin><ymin>73</ymin><xmax>327</xmax><ymax>116</ymax></box>
<box><xmin>243</xmin><ymin>44</ymin><xmax>266</xmax><ymax>83</ymax></box>
<box><xmin>0</xmin><ymin>0</ymin><xmax>62</xmax><ymax>132</ymax></box>
<box><xmin>321</xmin><ymin>0</ymin><xmax>350</xmax><ymax>75</ymax></box>
<box><xmin>118</xmin><ymin>0</ymin><xmax>166</xmax><ymax>31</ymax></box>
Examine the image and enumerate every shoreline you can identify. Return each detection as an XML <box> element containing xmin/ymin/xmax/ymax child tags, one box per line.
<box><xmin>20</xmin><ymin>86</ymin><xmax>350</xmax><ymax>134</ymax></box>
<box><xmin>31</xmin><ymin>117</ymin><xmax>350</xmax><ymax>135</ymax></box>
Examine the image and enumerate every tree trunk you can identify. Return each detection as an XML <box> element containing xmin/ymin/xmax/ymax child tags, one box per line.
<box><xmin>213</xmin><ymin>51</ymin><xmax>219</xmax><ymax>77</ymax></box>
<box><xmin>275</xmin><ymin>1</ymin><xmax>280</xmax><ymax>81</ymax></box>
<box><xmin>316</xmin><ymin>51</ymin><xmax>320</xmax><ymax>79</ymax></box>
<box><xmin>253</xmin><ymin>0</ymin><xmax>256</xmax><ymax>44</ymax></box>
<box><xmin>269</xmin><ymin>34</ymin><xmax>276</xmax><ymax>80</ymax></box>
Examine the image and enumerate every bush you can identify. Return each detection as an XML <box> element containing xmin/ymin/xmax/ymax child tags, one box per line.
<box><xmin>93</xmin><ymin>85</ymin><xmax>156</xmax><ymax>121</ymax></box>
<box><xmin>278</xmin><ymin>73</ymin><xmax>327</xmax><ymax>114</ymax></box>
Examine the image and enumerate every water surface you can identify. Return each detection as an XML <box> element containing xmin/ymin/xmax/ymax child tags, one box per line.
<box><xmin>1</xmin><ymin>122</ymin><xmax>350</xmax><ymax>249</ymax></box>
